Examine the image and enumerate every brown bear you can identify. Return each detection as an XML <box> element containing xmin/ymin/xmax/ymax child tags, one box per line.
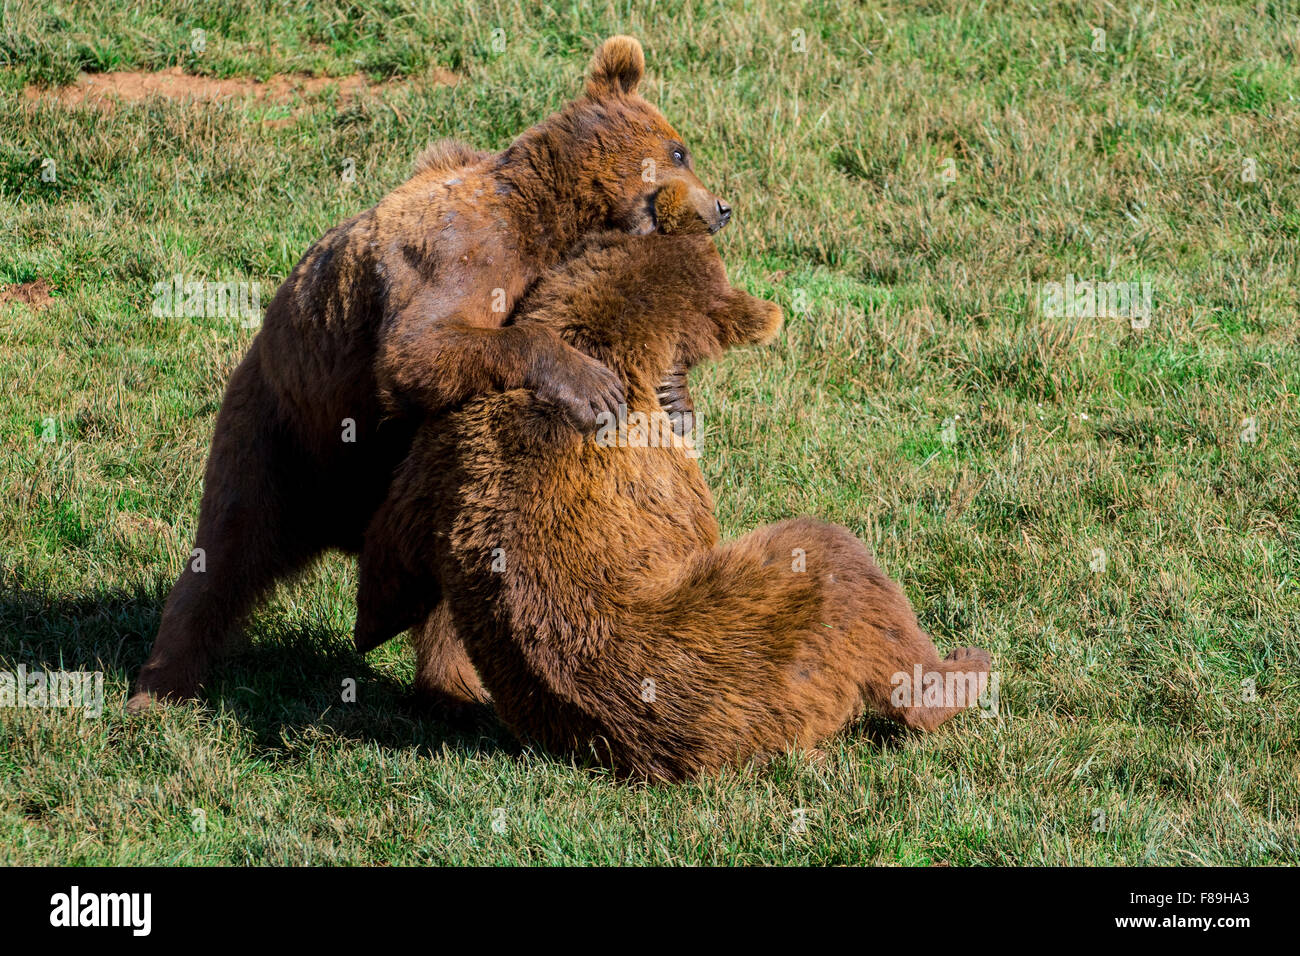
<box><xmin>353</xmin><ymin>200</ymin><xmax>993</xmax><ymax>782</ymax></box>
<box><xmin>128</xmin><ymin>36</ymin><xmax>731</xmax><ymax>711</ymax></box>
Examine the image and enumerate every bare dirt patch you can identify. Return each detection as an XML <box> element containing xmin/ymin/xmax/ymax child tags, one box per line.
<box><xmin>1</xmin><ymin>279</ymin><xmax>55</xmax><ymax>311</ymax></box>
<box><xmin>25</xmin><ymin>66</ymin><xmax>457</xmax><ymax>110</ymax></box>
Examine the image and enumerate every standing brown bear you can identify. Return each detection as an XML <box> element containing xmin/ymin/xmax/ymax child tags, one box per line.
<box><xmin>129</xmin><ymin>36</ymin><xmax>731</xmax><ymax>711</ymax></box>
<box><xmin>354</xmin><ymin>198</ymin><xmax>993</xmax><ymax>782</ymax></box>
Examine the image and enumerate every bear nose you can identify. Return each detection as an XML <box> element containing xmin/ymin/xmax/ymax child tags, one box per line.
<box><xmin>716</xmin><ymin>199</ymin><xmax>732</xmax><ymax>224</ymax></box>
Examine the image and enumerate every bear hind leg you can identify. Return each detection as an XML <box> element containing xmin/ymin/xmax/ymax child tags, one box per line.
<box><xmin>411</xmin><ymin>601</ymin><xmax>490</xmax><ymax>720</ymax></box>
<box><xmin>893</xmin><ymin>646</ymin><xmax>992</xmax><ymax>732</ymax></box>
<box><xmin>128</xmin><ymin>375</ymin><xmax>324</xmax><ymax>711</ymax></box>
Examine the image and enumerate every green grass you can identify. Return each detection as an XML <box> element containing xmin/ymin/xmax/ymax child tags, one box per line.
<box><xmin>2</xmin><ymin>0</ymin><xmax>1298</xmax><ymax>865</ymax></box>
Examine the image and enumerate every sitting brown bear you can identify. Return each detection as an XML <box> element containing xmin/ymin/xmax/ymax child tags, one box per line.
<box><xmin>354</xmin><ymin>185</ymin><xmax>992</xmax><ymax>781</ymax></box>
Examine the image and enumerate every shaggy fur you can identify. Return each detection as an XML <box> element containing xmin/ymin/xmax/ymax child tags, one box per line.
<box><xmin>128</xmin><ymin>36</ymin><xmax>730</xmax><ymax>711</ymax></box>
<box><xmin>355</xmin><ymin>224</ymin><xmax>992</xmax><ymax>782</ymax></box>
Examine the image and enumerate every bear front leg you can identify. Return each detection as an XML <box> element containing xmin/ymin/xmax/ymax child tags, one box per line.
<box><xmin>379</xmin><ymin>309</ymin><xmax>625</xmax><ymax>431</ymax></box>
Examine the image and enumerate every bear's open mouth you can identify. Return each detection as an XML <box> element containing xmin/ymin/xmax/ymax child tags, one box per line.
<box><xmin>640</xmin><ymin>196</ymin><xmax>659</xmax><ymax>235</ymax></box>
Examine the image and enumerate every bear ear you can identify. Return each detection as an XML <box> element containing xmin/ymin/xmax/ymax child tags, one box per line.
<box><xmin>585</xmin><ymin>35</ymin><xmax>645</xmax><ymax>98</ymax></box>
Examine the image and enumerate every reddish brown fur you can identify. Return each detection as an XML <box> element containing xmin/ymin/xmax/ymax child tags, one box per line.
<box><xmin>129</xmin><ymin>36</ymin><xmax>729</xmax><ymax>710</ymax></box>
<box><xmin>356</xmin><ymin>231</ymin><xmax>992</xmax><ymax>782</ymax></box>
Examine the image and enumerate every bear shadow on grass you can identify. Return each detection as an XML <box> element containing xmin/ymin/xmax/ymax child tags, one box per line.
<box><xmin>0</xmin><ymin>584</ymin><xmax>514</xmax><ymax>762</ymax></box>
<box><xmin>0</xmin><ymin>584</ymin><xmax>911</xmax><ymax>769</ymax></box>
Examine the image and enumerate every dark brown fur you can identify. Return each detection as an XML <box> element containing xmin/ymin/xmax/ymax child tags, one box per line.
<box><xmin>356</xmin><ymin>230</ymin><xmax>992</xmax><ymax>781</ymax></box>
<box><xmin>128</xmin><ymin>36</ymin><xmax>730</xmax><ymax>710</ymax></box>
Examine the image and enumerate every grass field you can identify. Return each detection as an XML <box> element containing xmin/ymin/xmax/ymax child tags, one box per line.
<box><xmin>2</xmin><ymin>0</ymin><xmax>1298</xmax><ymax>865</ymax></box>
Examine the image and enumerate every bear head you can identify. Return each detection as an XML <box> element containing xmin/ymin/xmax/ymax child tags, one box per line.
<box><xmin>507</xmin><ymin>36</ymin><xmax>733</xmax><ymax>239</ymax></box>
<box><xmin>513</xmin><ymin>180</ymin><xmax>781</xmax><ymax>416</ymax></box>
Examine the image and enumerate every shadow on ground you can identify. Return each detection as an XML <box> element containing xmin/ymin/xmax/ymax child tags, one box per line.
<box><xmin>0</xmin><ymin>583</ymin><xmax>513</xmax><ymax>761</ymax></box>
